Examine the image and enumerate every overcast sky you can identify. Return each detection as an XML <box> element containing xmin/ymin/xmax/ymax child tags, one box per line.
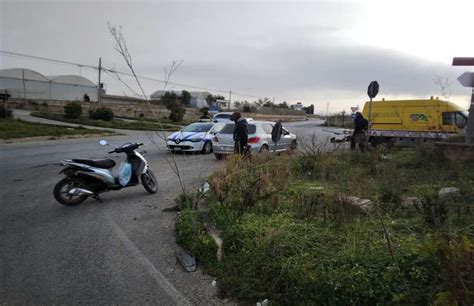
<box><xmin>1</xmin><ymin>0</ymin><xmax>472</xmax><ymax>113</ymax></box>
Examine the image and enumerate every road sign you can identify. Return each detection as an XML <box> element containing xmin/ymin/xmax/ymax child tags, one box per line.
<box><xmin>457</xmin><ymin>72</ymin><xmax>474</xmax><ymax>88</ymax></box>
<box><xmin>367</xmin><ymin>81</ymin><xmax>379</xmax><ymax>99</ymax></box>
<box><xmin>350</xmin><ymin>106</ymin><xmax>358</xmax><ymax>113</ymax></box>
<box><xmin>452</xmin><ymin>57</ymin><xmax>474</xmax><ymax>66</ymax></box>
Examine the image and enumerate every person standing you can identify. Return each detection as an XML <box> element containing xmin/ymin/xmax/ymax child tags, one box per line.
<box><xmin>351</xmin><ymin>112</ymin><xmax>369</xmax><ymax>152</ymax></box>
<box><xmin>271</xmin><ymin>119</ymin><xmax>283</xmax><ymax>152</ymax></box>
<box><xmin>232</xmin><ymin>112</ymin><xmax>248</xmax><ymax>155</ymax></box>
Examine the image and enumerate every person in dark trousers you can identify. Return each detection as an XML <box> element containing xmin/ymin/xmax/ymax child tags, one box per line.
<box><xmin>232</xmin><ymin>112</ymin><xmax>249</xmax><ymax>155</ymax></box>
<box><xmin>271</xmin><ymin>119</ymin><xmax>283</xmax><ymax>152</ymax></box>
<box><xmin>351</xmin><ymin>112</ymin><xmax>369</xmax><ymax>152</ymax></box>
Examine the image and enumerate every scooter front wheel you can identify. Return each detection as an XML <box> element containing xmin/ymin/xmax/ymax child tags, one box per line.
<box><xmin>141</xmin><ymin>170</ymin><xmax>157</xmax><ymax>194</ymax></box>
<box><xmin>53</xmin><ymin>178</ymin><xmax>88</xmax><ymax>206</ymax></box>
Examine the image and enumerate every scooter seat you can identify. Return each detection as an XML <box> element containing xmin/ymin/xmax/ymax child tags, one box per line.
<box><xmin>72</xmin><ymin>158</ymin><xmax>116</xmax><ymax>169</ymax></box>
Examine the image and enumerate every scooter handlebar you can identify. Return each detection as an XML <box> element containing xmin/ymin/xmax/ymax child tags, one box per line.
<box><xmin>108</xmin><ymin>150</ymin><xmax>116</xmax><ymax>154</ymax></box>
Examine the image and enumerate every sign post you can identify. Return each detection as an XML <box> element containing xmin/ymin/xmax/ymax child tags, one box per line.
<box><xmin>367</xmin><ymin>81</ymin><xmax>379</xmax><ymax>136</ymax></box>
<box><xmin>453</xmin><ymin>57</ymin><xmax>474</xmax><ymax>144</ymax></box>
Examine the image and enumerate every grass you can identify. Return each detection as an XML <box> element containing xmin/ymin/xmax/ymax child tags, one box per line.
<box><xmin>175</xmin><ymin>147</ymin><xmax>474</xmax><ymax>305</ymax></box>
<box><xmin>0</xmin><ymin>118</ymin><xmax>114</xmax><ymax>139</ymax></box>
<box><xmin>31</xmin><ymin>112</ymin><xmax>184</xmax><ymax>131</ymax></box>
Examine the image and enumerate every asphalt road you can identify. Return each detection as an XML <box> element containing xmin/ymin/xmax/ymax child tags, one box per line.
<box><xmin>0</xmin><ymin>117</ymin><xmax>343</xmax><ymax>304</ymax></box>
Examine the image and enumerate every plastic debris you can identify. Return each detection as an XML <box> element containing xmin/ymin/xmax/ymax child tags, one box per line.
<box><xmin>257</xmin><ymin>299</ymin><xmax>269</xmax><ymax>306</ymax></box>
<box><xmin>177</xmin><ymin>250</ymin><xmax>196</xmax><ymax>272</ymax></box>
<box><xmin>199</xmin><ymin>182</ymin><xmax>210</xmax><ymax>194</ymax></box>
<box><xmin>211</xmin><ymin>280</ymin><xmax>217</xmax><ymax>287</ymax></box>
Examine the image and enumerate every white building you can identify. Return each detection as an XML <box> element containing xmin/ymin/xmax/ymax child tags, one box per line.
<box><xmin>290</xmin><ymin>102</ymin><xmax>304</xmax><ymax>111</ymax></box>
<box><xmin>150</xmin><ymin>90</ymin><xmax>211</xmax><ymax>108</ymax></box>
<box><xmin>0</xmin><ymin>68</ymin><xmax>99</xmax><ymax>101</ymax></box>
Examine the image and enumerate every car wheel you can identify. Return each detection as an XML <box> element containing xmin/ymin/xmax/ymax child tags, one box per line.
<box><xmin>201</xmin><ymin>142</ymin><xmax>212</xmax><ymax>154</ymax></box>
<box><xmin>289</xmin><ymin>140</ymin><xmax>297</xmax><ymax>152</ymax></box>
<box><xmin>259</xmin><ymin>144</ymin><xmax>269</xmax><ymax>154</ymax></box>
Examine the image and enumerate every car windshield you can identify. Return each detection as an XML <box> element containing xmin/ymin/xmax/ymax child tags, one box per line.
<box><xmin>214</xmin><ymin>114</ymin><xmax>232</xmax><ymax>119</ymax></box>
<box><xmin>182</xmin><ymin>123</ymin><xmax>213</xmax><ymax>133</ymax></box>
<box><xmin>219</xmin><ymin>123</ymin><xmax>256</xmax><ymax>134</ymax></box>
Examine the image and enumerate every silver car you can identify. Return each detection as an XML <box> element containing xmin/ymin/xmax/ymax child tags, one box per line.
<box><xmin>211</xmin><ymin>121</ymin><xmax>297</xmax><ymax>159</ymax></box>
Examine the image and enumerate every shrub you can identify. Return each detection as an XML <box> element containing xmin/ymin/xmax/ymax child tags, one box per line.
<box><xmin>63</xmin><ymin>102</ymin><xmax>82</xmax><ymax>119</ymax></box>
<box><xmin>175</xmin><ymin>209</ymin><xmax>218</xmax><ymax>267</ymax></box>
<box><xmin>41</xmin><ymin>102</ymin><xmax>48</xmax><ymax>107</ymax></box>
<box><xmin>89</xmin><ymin>107</ymin><xmax>114</xmax><ymax>121</ymax></box>
<box><xmin>0</xmin><ymin>106</ymin><xmax>12</xmax><ymax>118</ymax></box>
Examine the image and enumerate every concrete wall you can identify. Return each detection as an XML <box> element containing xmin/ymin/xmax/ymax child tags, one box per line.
<box><xmin>6</xmin><ymin>98</ymin><xmax>307</xmax><ymax>123</ymax></box>
<box><xmin>6</xmin><ymin>98</ymin><xmax>202</xmax><ymax>121</ymax></box>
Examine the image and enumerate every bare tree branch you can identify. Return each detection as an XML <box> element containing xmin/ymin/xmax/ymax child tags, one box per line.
<box><xmin>108</xmin><ymin>22</ymin><xmax>187</xmax><ymax>195</ymax></box>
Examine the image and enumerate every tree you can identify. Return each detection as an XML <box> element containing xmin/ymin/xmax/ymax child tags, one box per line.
<box><xmin>278</xmin><ymin>101</ymin><xmax>289</xmax><ymax>109</ymax></box>
<box><xmin>302</xmin><ymin>104</ymin><xmax>314</xmax><ymax>115</ymax></box>
<box><xmin>161</xmin><ymin>91</ymin><xmax>178</xmax><ymax>106</ymax></box>
<box><xmin>233</xmin><ymin>101</ymin><xmax>242</xmax><ymax>110</ymax></box>
<box><xmin>166</xmin><ymin>100</ymin><xmax>186</xmax><ymax>122</ymax></box>
<box><xmin>181</xmin><ymin>90</ymin><xmax>192</xmax><ymax>106</ymax></box>
<box><xmin>161</xmin><ymin>91</ymin><xmax>185</xmax><ymax>122</ymax></box>
<box><xmin>206</xmin><ymin>94</ymin><xmax>216</xmax><ymax>106</ymax></box>
<box><xmin>433</xmin><ymin>75</ymin><xmax>452</xmax><ymax>101</ymax></box>
<box><xmin>64</xmin><ymin>102</ymin><xmax>82</xmax><ymax>119</ymax></box>
<box><xmin>243</xmin><ymin>101</ymin><xmax>252</xmax><ymax>113</ymax></box>
<box><xmin>206</xmin><ymin>94</ymin><xmax>225</xmax><ymax>106</ymax></box>
<box><xmin>199</xmin><ymin>107</ymin><xmax>210</xmax><ymax>119</ymax></box>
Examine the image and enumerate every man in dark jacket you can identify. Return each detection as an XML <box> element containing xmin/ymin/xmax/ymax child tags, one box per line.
<box><xmin>232</xmin><ymin>112</ymin><xmax>249</xmax><ymax>155</ymax></box>
<box><xmin>351</xmin><ymin>112</ymin><xmax>369</xmax><ymax>152</ymax></box>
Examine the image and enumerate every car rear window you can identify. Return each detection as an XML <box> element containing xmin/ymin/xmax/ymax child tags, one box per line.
<box><xmin>262</xmin><ymin>123</ymin><xmax>273</xmax><ymax>134</ymax></box>
<box><xmin>219</xmin><ymin>123</ymin><xmax>256</xmax><ymax>134</ymax></box>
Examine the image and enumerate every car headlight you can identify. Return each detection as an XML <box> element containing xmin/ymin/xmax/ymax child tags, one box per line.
<box><xmin>189</xmin><ymin>138</ymin><xmax>202</xmax><ymax>142</ymax></box>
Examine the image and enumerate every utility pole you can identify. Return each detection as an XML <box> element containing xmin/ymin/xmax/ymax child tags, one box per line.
<box><xmin>98</xmin><ymin>57</ymin><xmax>102</xmax><ymax>104</ymax></box>
<box><xmin>453</xmin><ymin>57</ymin><xmax>474</xmax><ymax>144</ymax></box>
<box><xmin>22</xmin><ymin>69</ymin><xmax>26</xmax><ymax>99</ymax></box>
<box><xmin>228</xmin><ymin>90</ymin><xmax>232</xmax><ymax>111</ymax></box>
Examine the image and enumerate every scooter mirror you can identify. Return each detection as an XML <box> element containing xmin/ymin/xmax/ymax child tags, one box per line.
<box><xmin>99</xmin><ymin>140</ymin><xmax>108</xmax><ymax>146</ymax></box>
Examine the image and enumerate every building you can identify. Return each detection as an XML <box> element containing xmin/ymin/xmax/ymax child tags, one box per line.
<box><xmin>0</xmin><ymin>68</ymin><xmax>100</xmax><ymax>101</ymax></box>
<box><xmin>150</xmin><ymin>90</ymin><xmax>211</xmax><ymax>108</ymax></box>
<box><xmin>290</xmin><ymin>102</ymin><xmax>304</xmax><ymax>111</ymax></box>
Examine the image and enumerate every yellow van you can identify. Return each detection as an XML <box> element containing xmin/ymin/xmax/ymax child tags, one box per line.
<box><xmin>361</xmin><ymin>98</ymin><xmax>467</xmax><ymax>144</ymax></box>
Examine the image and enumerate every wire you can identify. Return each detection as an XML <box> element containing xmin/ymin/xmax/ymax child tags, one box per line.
<box><xmin>0</xmin><ymin>50</ymin><xmax>269</xmax><ymax>100</ymax></box>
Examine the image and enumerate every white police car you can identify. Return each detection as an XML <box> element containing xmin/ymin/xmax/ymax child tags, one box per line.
<box><xmin>166</xmin><ymin>122</ymin><xmax>225</xmax><ymax>154</ymax></box>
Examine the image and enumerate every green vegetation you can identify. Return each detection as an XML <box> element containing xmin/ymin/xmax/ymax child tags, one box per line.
<box><xmin>161</xmin><ymin>91</ymin><xmax>186</xmax><ymax>122</ymax></box>
<box><xmin>0</xmin><ymin>118</ymin><xmax>113</xmax><ymax>139</ymax></box>
<box><xmin>176</xmin><ymin>147</ymin><xmax>474</xmax><ymax>305</ymax></box>
<box><xmin>32</xmin><ymin>112</ymin><xmax>183</xmax><ymax>131</ymax></box>
<box><xmin>64</xmin><ymin>102</ymin><xmax>83</xmax><ymax>119</ymax></box>
<box><xmin>89</xmin><ymin>107</ymin><xmax>114</xmax><ymax>121</ymax></box>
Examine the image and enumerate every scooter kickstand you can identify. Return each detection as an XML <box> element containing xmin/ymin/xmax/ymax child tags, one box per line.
<box><xmin>93</xmin><ymin>194</ymin><xmax>103</xmax><ymax>203</ymax></box>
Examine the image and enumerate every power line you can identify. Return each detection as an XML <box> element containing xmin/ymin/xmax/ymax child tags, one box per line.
<box><xmin>0</xmin><ymin>50</ymin><xmax>268</xmax><ymax>100</ymax></box>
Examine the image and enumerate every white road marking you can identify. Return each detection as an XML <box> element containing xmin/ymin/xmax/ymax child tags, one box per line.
<box><xmin>107</xmin><ymin>216</ymin><xmax>192</xmax><ymax>305</ymax></box>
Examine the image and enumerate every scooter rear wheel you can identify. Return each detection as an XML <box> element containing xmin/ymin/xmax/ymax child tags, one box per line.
<box><xmin>53</xmin><ymin>178</ymin><xmax>88</xmax><ymax>206</ymax></box>
<box><xmin>141</xmin><ymin>170</ymin><xmax>157</xmax><ymax>194</ymax></box>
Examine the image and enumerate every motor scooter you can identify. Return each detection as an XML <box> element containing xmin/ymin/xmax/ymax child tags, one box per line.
<box><xmin>53</xmin><ymin>140</ymin><xmax>157</xmax><ymax>206</ymax></box>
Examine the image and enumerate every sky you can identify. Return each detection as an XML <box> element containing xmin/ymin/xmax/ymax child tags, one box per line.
<box><xmin>1</xmin><ymin>0</ymin><xmax>473</xmax><ymax>114</ymax></box>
